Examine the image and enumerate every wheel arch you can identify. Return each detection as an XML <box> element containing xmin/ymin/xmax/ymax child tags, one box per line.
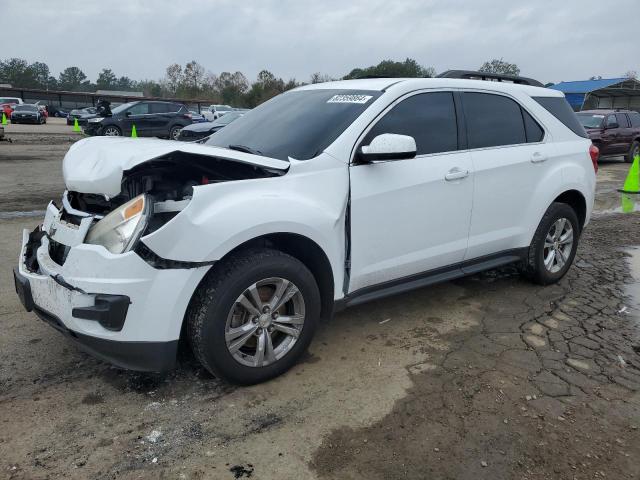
<box><xmin>553</xmin><ymin>189</ymin><xmax>587</xmax><ymax>231</ymax></box>
<box><xmin>184</xmin><ymin>232</ymin><xmax>336</xmax><ymax>332</ymax></box>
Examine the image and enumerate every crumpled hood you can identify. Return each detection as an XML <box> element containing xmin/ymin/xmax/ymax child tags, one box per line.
<box><xmin>63</xmin><ymin>136</ymin><xmax>289</xmax><ymax>197</ymax></box>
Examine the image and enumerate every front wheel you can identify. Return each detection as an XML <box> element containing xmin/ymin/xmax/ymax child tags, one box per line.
<box><xmin>525</xmin><ymin>202</ymin><xmax>580</xmax><ymax>285</ymax></box>
<box><xmin>187</xmin><ymin>248</ymin><xmax>320</xmax><ymax>384</ymax></box>
<box><xmin>102</xmin><ymin>125</ymin><xmax>121</xmax><ymax>136</ymax></box>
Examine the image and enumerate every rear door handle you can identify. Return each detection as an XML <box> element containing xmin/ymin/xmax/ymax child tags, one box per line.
<box><xmin>530</xmin><ymin>152</ymin><xmax>548</xmax><ymax>163</ymax></box>
<box><xmin>445</xmin><ymin>168</ymin><xmax>469</xmax><ymax>181</ymax></box>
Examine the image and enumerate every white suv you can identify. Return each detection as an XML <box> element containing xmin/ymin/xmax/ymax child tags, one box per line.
<box><xmin>14</xmin><ymin>74</ymin><xmax>597</xmax><ymax>384</ymax></box>
<box><xmin>201</xmin><ymin>104</ymin><xmax>234</xmax><ymax>121</ymax></box>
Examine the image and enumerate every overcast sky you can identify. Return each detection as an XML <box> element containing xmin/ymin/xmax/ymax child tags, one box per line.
<box><xmin>3</xmin><ymin>0</ymin><xmax>637</xmax><ymax>84</ymax></box>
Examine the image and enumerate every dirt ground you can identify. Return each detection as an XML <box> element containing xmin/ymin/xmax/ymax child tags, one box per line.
<box><xmin>1</xmin><ymin>129</ymin><xmax>639</xmax><ymax>480</ymax></box>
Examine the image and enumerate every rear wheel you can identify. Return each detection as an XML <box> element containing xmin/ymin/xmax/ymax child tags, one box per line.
<box><xmin>187</xmin><ymin>248</ymin><xmax>320</xmax><ymax>385</ymax></box>
<box><xmin>170</xmin><ymin>125</ymin><xmax>183</xmax><ymax>141</ymax></box>
<box><xmin>627</xmin><ymin>140</ymin><xmax>640</xmax><ymax>163</ymax></box>
<box><xmin>525</xmin><ymin>202</ymin><xmax>580</xmax><ymax>285</ymax></box>
<box><xmin>102</xmin><ymin>125</ymin><xmax>121</xmax><ymax>136</ymax></box>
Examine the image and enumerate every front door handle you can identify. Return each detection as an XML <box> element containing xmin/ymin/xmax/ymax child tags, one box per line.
<box><xmin>445</xmin><ymin>167</ymin><xmax>469</xmax><ymax>181</ymax></box>
<box><xmin>530</xmin><ymin>152</ymin><xmax>548</xmax><ymax>163</ymax></box>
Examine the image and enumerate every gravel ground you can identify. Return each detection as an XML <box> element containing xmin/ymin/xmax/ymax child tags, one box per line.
<box><xmin>0</xmin><ymin>132</ymin><xmax>639</xmax><ymax>480</ymax></box>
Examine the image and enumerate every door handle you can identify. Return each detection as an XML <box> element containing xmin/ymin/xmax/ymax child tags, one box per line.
<box><xmin>444</xmin><ymin>168</ymin><xmax>469</xmax><ymax>181</ymax></box>
<box><xmin>530</xmin><ymin>152</ymin><xmax>548</xmax><ymax>163</ymax></box>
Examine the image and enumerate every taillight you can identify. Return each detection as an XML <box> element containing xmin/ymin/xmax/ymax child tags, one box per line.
<box><xmin>589</xmin><ymin>144</ymin><xmax>599</xmax><ymax>173</ymax></box>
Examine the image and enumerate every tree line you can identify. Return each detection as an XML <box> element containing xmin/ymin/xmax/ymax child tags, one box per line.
<box><xmin>0</xmin><ymin>57</ymin><xmax>526</xmax><ymax>108</ymax></box>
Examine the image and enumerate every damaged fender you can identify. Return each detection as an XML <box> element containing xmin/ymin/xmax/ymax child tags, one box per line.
<box><xmin>141</xmin><ymin>153</ymin><xmax>350</xmax><ymax>299</ymax></box>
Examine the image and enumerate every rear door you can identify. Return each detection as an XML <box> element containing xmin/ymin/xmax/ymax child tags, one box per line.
<box><xmin>615</xmin><ymin>113</ymin><xmax>634</xmax><ymax>153</ymax></box>
<box><xmin>149</xmin><ymin>102</ymin><xmax>173</xmax><ymax>136</ymax></box>
<box><xmin>461</xmin><ymin>91</ymin><xmax>554</xmax><ymax>260</ymax></box>
<box><xmin>348</xmin><ymin>91</ymin><xmax>474</xmax><ymax>292</ymax></box>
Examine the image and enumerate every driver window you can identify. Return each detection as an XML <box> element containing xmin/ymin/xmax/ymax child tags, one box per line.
<box><xmin>128</xmin><ymin>103</ymin><xmax>150</xmax><ymax>115</ymax></box>
<box><xmin>362</xmin><ymin>92</ymin><xmax>458</xmax><ymax>155</ymax></box>
<box><xmin>606</xmin><ymin>115</ymin><xmax>618</xmax><ymax>128</ymax></box>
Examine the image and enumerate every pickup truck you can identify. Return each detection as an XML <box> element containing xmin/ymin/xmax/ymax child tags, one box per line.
<box><xmin>577</xmin><ymin>109</ymin><xmax>640</xmax><ymax>162</ymax></box>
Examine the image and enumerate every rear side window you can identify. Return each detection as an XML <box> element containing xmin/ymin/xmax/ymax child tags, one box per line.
<box><xmin>532</xmin><ymin>96</ymin><xmax>588</xmax><ymax>138</ymax></box>
<box><xmin>363</xmin><ymin>92</ymin><xmax>458</xmax><ymax>155</ymax></box>
<box><xmin>522</xmin><ymin>109</ymin><xmax>544</xmax><ymax>143</ymax></box>
<box><xmin>463</xmin><ymin>93</ymin><xmax>527</xmax><ymax>148</ymax></box>
<box><xmin>629</xmin><ymin>112</ymin><xmax>640</xmax><ymax>127</ymax></box>
<box><xmin>616</xmin><ymin>113</ymin><xmax>629</xmax><ymax>128</ymax></box>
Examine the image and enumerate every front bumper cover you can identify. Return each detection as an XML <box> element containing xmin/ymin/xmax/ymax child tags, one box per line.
<box><xmin>15</xmin><ymin>202</ymin><xmax>209</xmax><ymax>372</ymax></box>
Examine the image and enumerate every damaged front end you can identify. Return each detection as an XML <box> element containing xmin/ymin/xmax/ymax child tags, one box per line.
<box><xmin>15</xmin><ymin>144</ymin><xmax>288</xmax><ymax>371</ymax></box>
<box><xmin>51</xmin><ymin>150</ymin><xmax>286</xmax><ymax>267</ymax></box>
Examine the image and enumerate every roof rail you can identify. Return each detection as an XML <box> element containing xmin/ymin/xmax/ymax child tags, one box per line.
<box><xmin>437</xmin><ymin>70</ymin><xmax>544</xmax><ymax>88</ymax></box>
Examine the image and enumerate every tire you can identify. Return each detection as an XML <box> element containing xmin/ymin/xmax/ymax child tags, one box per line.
<box><xmin>169</xmin><ymin>125</ymin><xmax>183</xmax><ymax>141</ymax></box>
<box><xmin>525</xmin><ymin>202</ymin><xmax>580</xmax><ymax>285</ymax></box>
<box><xmin>102</xmin><ymin>125</ymin><xmax>121</xmax><ymax>136</ymax></box>
<box><xmin>187</xmin><ymin>248</ymin><xmax>321</xmax><ymax>385</ymax></box>
<box><xmin>627</xmin><ymin>140</ymin><xmax>640</xmax><ymax>163</ymax></box>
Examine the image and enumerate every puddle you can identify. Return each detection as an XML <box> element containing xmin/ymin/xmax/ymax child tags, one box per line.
<box><xmin>624</xmin><ymin>247</ymin><xmax>640</xmax><ymax>317</ymax></box>
<box><xmin>0</xmin><ymin>210</ymin><xmax>45</xmax><ymax>220</ymax></box>
<box><xmin>593</xmin><ymin>193</ymin><xmax>640</xmax><ymax>216</ymax></box>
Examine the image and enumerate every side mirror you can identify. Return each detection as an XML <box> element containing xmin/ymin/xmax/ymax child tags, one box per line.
<box><xmin>358</xmin><ymin>133</ymin><xmax>417</xmax><ymax>162</ymax></box>
<box><xmin>125</xmin><ymin>111</ymin><xmax>131</xmax><ymax>117</ymax></box>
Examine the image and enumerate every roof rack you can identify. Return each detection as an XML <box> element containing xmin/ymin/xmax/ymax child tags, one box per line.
<box><xmin>437</xmin><ymin>70</ymin><xmax>544</xmax><ymax>88</ymax></box>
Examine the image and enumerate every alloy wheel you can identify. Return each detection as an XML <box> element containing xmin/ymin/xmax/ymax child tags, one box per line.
<box><xmin>103</xmin><ymin>126</ymin><xmax>120</xmax><ymax>136</ymax></box>
<box><xmin>225</xmin><ymin>277</ymin><xmax>306</xmax><ymax>368</ymax></box>
<box><xmin>543</xmin><ymin>218</ymin><xmax>574</xmax><ymax>273</ymax></box>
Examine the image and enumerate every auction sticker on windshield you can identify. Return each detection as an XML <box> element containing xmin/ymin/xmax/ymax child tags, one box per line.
<box><xmin>327</xmin><ymin>94</ymin><xmax>373</xmax><ymax>104</ymax></box>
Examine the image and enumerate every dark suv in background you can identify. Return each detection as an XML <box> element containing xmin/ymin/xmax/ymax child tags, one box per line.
<box><xmin>84</xmin><ymin>100</ymin><xmax>193</xmax><ymax>140</ymax></box>
<box><xmin>577</xmin><ymin>109</ymin><xmax>640</xmax><ymax>162</ymax></box>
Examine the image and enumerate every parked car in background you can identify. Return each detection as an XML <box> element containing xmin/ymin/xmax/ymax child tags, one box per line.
<box><xmin>0</xmin><ymin>97</ymin><xmax>23</xmax><ymax>106</ymax></box>
<box><xmin>201</xmin><ymin>104</ymin><xmax>234</xmax><ymax>121</ymax></box>
<box><xmin>14</xmin><ymin>75</ymin><xmax>596</xmax><ymax>384</ymax></box>
<box><xmin>178</xmin><ymin>111</ymin><xmax>244</xmax><ymax>141</ymax></box>
<box><xmin>67</xmin><ymin>107</ymin><xmax>98</xmax><ymax>125</ymax></box>
<box><xmin>11</xmin><ymin>104</ymin><xmax>46</xmax><ymax>124</ymax></box>
<box><xmin>577</xmin><ymin>109</ymin><xmax>640</xmax><ymax>162</ymax></box>
<box><xmin>84</xmin><ymin>100</ymin><xmax>192</xmax><ymax>139</ymax></box>
<box><xmin>47</xmin><ymin>105</ymin><xmax>70</xmax><ymax>118</ymax></box>
<box><xmin>1</xmin><ymin>103</ymin><xmax>14</xmax><ymax>119</ymax></box>
<box><xmin>189</xmin><ymin>110</ymin><xmax>206</xmax><ymax>123</ymax></box>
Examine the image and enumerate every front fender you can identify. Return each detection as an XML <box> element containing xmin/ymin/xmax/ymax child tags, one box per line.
<box><xmin>141</xmin><ymin>155</ymin><xmax>349</xmax><ymax>296</ymax></box>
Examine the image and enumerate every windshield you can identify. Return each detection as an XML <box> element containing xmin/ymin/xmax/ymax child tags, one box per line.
<box><xmin>212</xmin><ymin>112</ymin><xmax>241</xmax><ymax>126</ymax></box>
<box><xmin>15</xmin><ymin>105</ymin><xmax>37</xmax><ymax>112</ymax></box>
<box><xmin>206</xmin><ymin>89</ymin><xmax>381</xmax><ymax>160</ymax></box>
<box><xmin>577</xmin><ymin>113</ymin><xmax>605</xmax><ymax>129</ymax></box>
<box><xmin>111</xmin><ymin>102</ymin><xmax>137</xmax><ymax>114</ymax></box>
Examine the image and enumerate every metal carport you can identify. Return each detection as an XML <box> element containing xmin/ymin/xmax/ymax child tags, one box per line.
<box><xmin>549</xmin><ymin>77</ymin><xmax>640</xmax><ymax>112</ymax></box>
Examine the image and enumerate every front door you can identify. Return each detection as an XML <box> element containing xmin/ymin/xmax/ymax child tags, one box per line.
<box><xmin>348</xmin><ymin>91</ymin><xmax>473</xmax><ymax>293</ymax></box>
<box><xmin>124</xmin><ymin>102</ymin><xmax>153</xmax><ymax>136</ymax></box>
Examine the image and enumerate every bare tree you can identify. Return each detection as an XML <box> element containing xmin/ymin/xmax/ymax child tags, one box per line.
<box><xmin>479</xmin><ymin>58</ymin><xmax>520</xmax><ymax>76</ymax></box>
<box><xmin>625</xmin><ymin>70</ymin><xmax>638</xmax><ymax>79</ymax></box>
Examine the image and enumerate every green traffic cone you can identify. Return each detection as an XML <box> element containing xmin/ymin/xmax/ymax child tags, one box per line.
<box><xmin>131</xmin><ymin>124</ymin><xmax>137</xmax><ymax>138</ymax></box>
<box><xmin>73</xmin><ymin>118</ymin><xmax>81</xmax><ymax>132</ymax></box>
<box><xmin>1</xmin><ymin>112</ymin><xmax>6</xmax><ymax>125</ymax></box>
<box><xmin>619</xmin><ymin>154</ymin><xmax>640</xmax><ymax>194</ymax></box>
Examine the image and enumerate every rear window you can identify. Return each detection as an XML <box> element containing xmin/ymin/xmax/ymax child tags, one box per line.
<box><xmin>463</xmin><ymin>93</ymin><xmax>526</xmax><ymax>149</ymax></box>
<box><xmin>629</xmin><ymin>112</ymin><xmax>640</xmax><ymax>127</ymax></box>
<box><xmin>532</xmin><ymin>96</ymin><xmax>588</xmax><ymax>138</ymax></box>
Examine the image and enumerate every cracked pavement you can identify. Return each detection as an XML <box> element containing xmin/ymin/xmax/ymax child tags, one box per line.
<box><xmin>0</xmin><ymin>134</ymin><xmax>639</xmax><ymax>480</ymax></box>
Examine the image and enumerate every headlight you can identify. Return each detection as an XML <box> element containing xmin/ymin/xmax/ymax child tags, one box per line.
<box><xmin>85</xmin><ymin>195</ymin><xmax>148</xmax><ymax>254</ymax></box>
<box><xmin>88</xmin><ymin>117</ymin><xmax>104</xmax><ymax>123</ymax></box>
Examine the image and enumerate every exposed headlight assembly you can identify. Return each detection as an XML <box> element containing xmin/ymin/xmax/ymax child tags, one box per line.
<box><xmin>85</xmin><ymin>195</ymin><xmax>148</xmax><ymax>254</ymax></box>
<box><xmin>87</xmin><ymin>117</ymin><xmax>104</xmax><ymax>123</ymax></box>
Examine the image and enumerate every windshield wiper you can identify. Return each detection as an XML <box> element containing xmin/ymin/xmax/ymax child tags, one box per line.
<box><xmin>228</xmin><ymin>144</ymin><xmax>263</xmax><ymax>156</ymax></box>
